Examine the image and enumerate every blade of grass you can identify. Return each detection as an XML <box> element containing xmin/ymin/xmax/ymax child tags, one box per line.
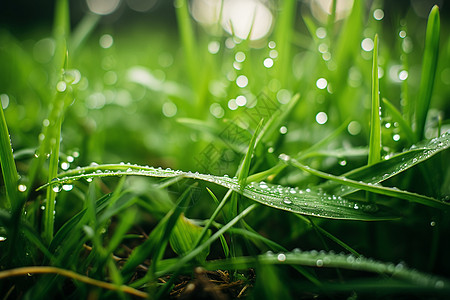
<box><xmin>382</xmin><ymin>97</ymin><xmax>415</xmax><ymax>144</ymax></box>
<box><xmin>369</xmin><ymin>34</ymin><xmax>381</xmax><ymax>165</ymax></box>
<box><xmin>320</xmin><ymin>131</ymin><xmax>450</xmax><ymax>196</ymax></box>
<box><xmin>415</xmin><ymin>5</ymin><xmax>440</xmax><ymax>141</ymax></box>
<box><xmin>285</xmin><ymin>156</ymin><xmax>449</xmax><ymax>209</ymax></box>
<box><xmin>0</xmin><ymin>105</ymin><xmax>18</xmax><ymax>210</ymax></box>
<box><xmin>120</xmin><ymin>185</ymin><xmax>193</xmax><ymax>278</ymax></box>
<box><xmin>40</xmin><ymin>163</ymin><xmax>399</xmax><ymax>220</ymax></box>
<box><xmin>201</xmin><ymin>250</ymin><xmax>450</xmax><ymax>290</ymax></box>
<box><xmin>154</xmin><ymin>204</ymin><xmax>257</xmax><ymax>278</ymax></box>
<box><xmin>274</xmin><ymin>0</ymin><xmax>297</xmax><ymax>86</ymax></box>
<box><xmin>294</xmin><ymin>214</ymin><xmax>360</xmax><ymax>257</ymax></box>
<box><xmin>43</xmin><ymin>0</ymin><xmax>70</xmax><ymax>243</ymax></box>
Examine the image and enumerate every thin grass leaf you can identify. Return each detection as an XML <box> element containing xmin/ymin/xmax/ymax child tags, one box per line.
<box><xmin>42</xmin><ymin>164</ymin><xmax>397</xmax><ymax>220</ymax></box>
<box><xmin>415</xmin><ymin>5</ymin><xmax>440</xmax><ymax>141</ymax></box>
<box><xmin>201</xmin><ymin>250</ymin><xmax>450</xmax><ymax>291</ymax></box>
<box><xmin>121</xmin><ymin>186</ymin><xmax>192</xmax><ymax>278</ymax></box>
<box><xmin>274</xmin><ymin>0</ymin><xmax>297</xmax><ymax>85</ymax></box>
<box><xmin>174</xmin><ymin>0</ymin><xmax>198</xmax><ymax>91</ymax></box>
<box><xmin>169</xmin><ymin>214</ymin><xmax>211</xmax><ymax>263</ymax></box>
<box><xmin>155</xmin><ymin>204</ymin><xmax>257</xmax><ymax>278</ymax></box>
<box><xmin>285</xmin><ymin>156</ymin><xmax>449</xmax><ymax>209</ymax></box>
<box><xmin>322</xmin><ymin>131</ymin><xmax>450</xmax><ymax>196</ymax></box>
<box><xmin>368</xmin><ymin>34</ymin><xmax>381</xmax><ymax>165</ymax></box>
<box><xmin>294</xmin><ymin>214</ymin><xmax>360</xmax><ymax>257</ymax></box>
<box><xmin>382</xmin><ymin>97</ymin><xmax>415</xmax><ymax>144</ymax></box>
<box><xmin>191</xmin><ymin>188</ymin><xmax>231</xmax><ymax>252</ymax></box>
<box><xmin>0</xmin><ymin>105</ymin><xmax>18</xmax><ymax>209</ymax></box>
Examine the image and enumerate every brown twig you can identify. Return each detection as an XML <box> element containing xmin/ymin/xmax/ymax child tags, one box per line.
<box><xmin>0</xmin><ymin>266</ymin><xmax>148</xmax><ymax>298</ymax></box>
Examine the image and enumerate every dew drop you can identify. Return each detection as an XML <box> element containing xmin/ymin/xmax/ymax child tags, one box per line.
<box><xmin>18</xmin><ymin>184</ymin><xmax>27</xmax><ymax>192</ymax></box>
<box><xmin>62</xmin><ymin>184</ymin><xmax>73</xmax><ymax>191</ymax></box>
<box><xmin>0</xmin><ymin>236</ymin><xmax>6</xmax><ymax>242</ymax></box>
<box><xmin>52</xmin><ymin>184</ymin><xmax>62</xmax><ymax>193</ymax></box>
<box><xmin>86</xmin><ymin>177</ymin><xmax>93</xmax><ymax>183</ymax></box>
<box><xmin>277</xmin><ymin>253</ymin><xmax>286</xmax><ymax>262</ymax></box>
<box><xmin>283</xmin><ymin>198</ymin><xmax>292</xmax><ymax>205</ymax></box>
<box><xmin>278</xmin><ymin>153</ymin><xmax>290</xmax><ymax>162</ymax></box>
<box><xmin>316</xmin><ymin>259</ymin><xmax>324</xmax><ymax>267</ymax></box>
<box><xmin>339</xmin><ymin>160</ymin><xmax>347</xmax><ymax>166</ymax></box>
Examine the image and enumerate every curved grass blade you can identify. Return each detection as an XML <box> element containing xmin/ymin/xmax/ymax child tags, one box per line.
<box><xmin>284</xmin><ymin>156</ymin><xmax>449</xmax><ymax>209</ymax></box>
<box><xmin>369</xmin><ymin>34</ymin><xmax>381</xmax><ymax>165</ymax></box>
<box><xmin>0</xmin><ymin>104</ymin><xmax>18</xmax><ymax>209</ymax></box>
<box><xmin>322</xmin><ymin>131</ymin><xmax>450</xmax><ymax>196</ymax></box>
<box><xmin>415</xmin><ymin>5</ymin><xmax>440</xmax><ymax>141</ymax></box>
<box><xmin>382</xmin><ymin>97</ymin><xmax>415</xmax><ymax>144</ymax></box>
<box><xmin>201</xmin><ymin>250</ymin><xmax>450</xmax><ymax>291</ymax></box>
<box><xmin>41</xmin><ymin>164</ymin><xmax>397</xmax><ymax>221</ymax></box>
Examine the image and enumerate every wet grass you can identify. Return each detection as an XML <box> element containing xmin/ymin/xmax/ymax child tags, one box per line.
<box><xmin>0</xmin><ymin>0</ymin><xmax>450</xmax><ymax>299</ymax></box>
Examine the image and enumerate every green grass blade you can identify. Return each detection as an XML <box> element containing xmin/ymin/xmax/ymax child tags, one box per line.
<box><xmin>274</xmin><ymin>0</ymin><xmax>297</xmax><ymax>85</ymax></box>
<box><xmin>0</xmin><ymin>105</ymin><xmax>18</xmax><ymax>210</ymax></box>
<box><xmin>294</xmin><ymin>214</ymin><xmax>360</xmax><ymax>257</ymax></box>
<box><xmin>321</xmin><ymin>131</ymin><xmax>450</xmax><ymax>196</ymax></box>
<box><xmin>155</xmin><ymin>204</ymin><xmax>257</xmax><ymax>278</ymax></box>
<box><xmin>174</xmin><ymin>0</ymin><xmax>198</xmax><ymax>92</ymax></box>
<box><xmin>415</xmin><ymin>5</ymin><xmax>440</xmax><ymax>141</ymax></box>
<box><xmin>42</xmin><ymin>164</ymin><xmax>398</xmax><ymax>220</ymax></box>
<box><xmin>201</xmin><ymin>250</ymin><xmax>450</xmax><ymax>291</ymax></box>
<box><xmin>382</xmin><ymin>97</ymin><xmax>415</xmax><ymax>144</ymax></box>
<box><xmin>70</xmin><ymin>13</ymin><xmax>101</xmax><ymax>55</ymax></box>
<box><xmin>368</xmin><ymin>34</ymin><xmax>381</xmax><ymax>165</ymax></box>
<box><xmin>43</xmin><ymin>116</ymin><xmax>62</xmax><ymax>243</ymax></box>
<box><xmin>169</xmin><ymin>214</ymin><xmax>211</xmax><ymax>263</ymax></box>
<box><xmin>121</xmin><ymin>186</ymin><xmax>192</xmax><ymax>277</ymax></box>
<box><xmin>286</xmin><ymin>156</ymin><xmax>449</xmax><ymax>209</ymax></box>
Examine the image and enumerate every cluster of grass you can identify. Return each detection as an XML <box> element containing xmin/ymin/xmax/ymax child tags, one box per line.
<box><xmin>1</xmin><ymin>0</ymin><xmax>450</xmax><ymax>298</ymax></box>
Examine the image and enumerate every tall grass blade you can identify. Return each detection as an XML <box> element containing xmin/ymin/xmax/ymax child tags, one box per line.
<box><xmin>42</xmin><ymin>0</ymin><xmax>70</xmax><ymax>243</ymax></box>
<box><xmin>415</xmin><ymin>5</ymin><xmax>440</xmax><ymax>141</ymax></box>
<box><xmin>169</xmin><ymin>214</ymin><xmax>211</xmax><ymax>263</ymax></box>
<box><xmin>274</xmin><ymin>0</ymin><xmax>297</xmax><ymax>86</ymax></box>
<box><xmin>201</xmin><ymin>250</ymin><xmax>450</xmax><ymax>291</ymax></box>
<box><xmin>286</xmin><ymin>156</ymin><xmax>449</xmax><ymax>209</ymax></box>
<box><xmin>382</xmin><ymin>98</ymin><xmax>415</xmax><ymax>144</ymax></box>
<box><xmin>322</xmin><ymin>131</ymin><xmax>450</xmax><ymax>196</ymax></box>
<box><xmin>0</xmin><ymin>105</ymin><xmax>18</xmax><ymax>209</ymax></box>
<box><xmin>368</xmin><ymin>34</ymin><xmax>381</xmax><ymax>165</ymax></box>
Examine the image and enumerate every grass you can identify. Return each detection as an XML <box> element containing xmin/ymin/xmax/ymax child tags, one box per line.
<box><xmin>0</xmin><ymin>0</ymin><xmax>450</xmax><ymax>299</ymax></box>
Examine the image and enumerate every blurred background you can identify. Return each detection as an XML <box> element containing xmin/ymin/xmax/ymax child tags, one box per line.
<box><xmin>0</xmin><ymin>0</ymin><xmax>449</xmax><ymax>176</ymax></box>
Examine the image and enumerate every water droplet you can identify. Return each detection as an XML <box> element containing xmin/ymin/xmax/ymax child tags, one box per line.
<box><xmin>435</xmin><ymin>280</ymin><xmax>444</xmax><ymax>288</ymax></box>
<box><xmin>86</xmin><ymin>177</ymin><xmax>93</xmax><ymax>183</ymax></box>
<box><xmin>18</xmin><ymin>184</ymin><xmax>27</xmax><ymax>192</ymax></box>
<box><xmin>126</xmin><ymin>168</ymin><xmax>133</xmax><ymax>172</ymax></box>
<box><xmin>40</xmin><ymin>205</ymin><xmax>45</xmax><ymax>210</ymax></box>
<box><xmin>315</xmin><ymin>112</ymin><xmax>328</xmax><ymax>124</ymax></box>
<box><xmin>316</xmin><ymin>78</ymin><xmax>327</xmax><ymax>89</ymax></box>
<box><xmin>316</xmin><ymin>259</ymin><xmax>324</xmax><ymax>267</ymax></box>
<box><xmin>62</xmin><ymin>184</ymin><xmax>73</xmax><ymax>191</ymax></box>
<box><xmin>339</xmin><ymin>160</ymin><xmax>347</xmax><ymax>166</ymax></box>
<box><xmin>263</xmin><ymin>58</ymin><xmax>274</xmax><ymax>68</ymax></box>
<box><xmin>52</xmin><ymin>184</ymin><xmax>62</xmax><ymax>193</ymax></box>
<box><xmin>277</xmin><ymin>253</ymin><xmax>286</xmax><ymax>262</ymax></box>
<box><xmin>430</xmin><ymin>221</ymin><xmax>436</xmax><ymax>227</ymax></box>
<box><xmin>278</xmin><ymin>153</ymin><xmax>290</xmax><ymax>162</ymax></box>
<box><xmin>283</xmin><ymin>198</ymin><xmax>292</xmax><ymax>205</ymax></box>
<box><xmin>61</xmin><ymin>162</ymin><xmax>70</xmax><ymax>170</ymax></box>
